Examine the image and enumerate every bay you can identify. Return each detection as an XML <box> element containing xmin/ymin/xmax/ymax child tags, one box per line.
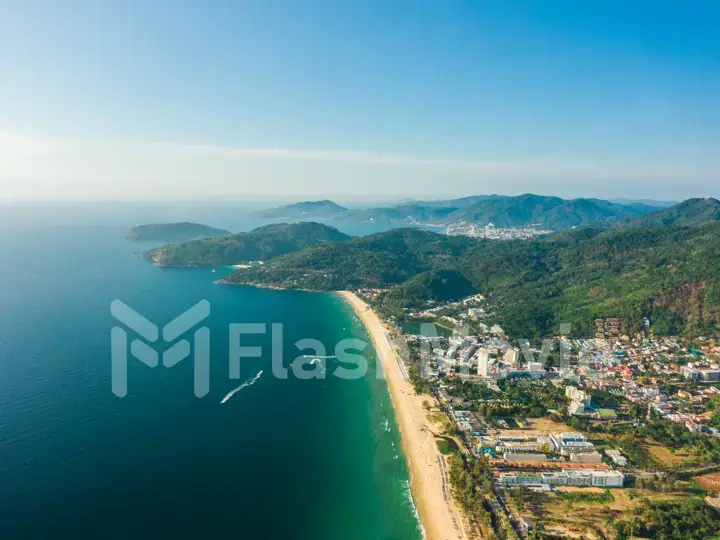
<box><xmin>0</xmin><ymin>203</ymin><xmax>422</xmax><ymax>539</ymax></box>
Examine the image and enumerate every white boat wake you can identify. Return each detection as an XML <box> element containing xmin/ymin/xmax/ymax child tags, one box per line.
<box><xmin>220</xmin><ymin>370</ymin><xmax>264</xmax><ymax>403</ymax></box>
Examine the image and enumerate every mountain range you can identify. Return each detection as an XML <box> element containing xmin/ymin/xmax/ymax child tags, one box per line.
<box><xmin>138</xmin><ymin>197</ymin><xmax>720</xmax><ymax>338</ymax></box>
<box><xmin>254</xmin><ymin>194</ymin><xmax>665</xmax><ymax>230</ymax></box>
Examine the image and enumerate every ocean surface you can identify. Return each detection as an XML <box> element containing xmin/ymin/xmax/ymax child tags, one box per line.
<box><xmin>0</xmin><ymin>203</ymin><xmax>422</xmax><ymax>539</ymax></box>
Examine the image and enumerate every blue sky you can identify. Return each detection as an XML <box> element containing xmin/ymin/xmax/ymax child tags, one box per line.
<box><xmin>0</xmin><ymin>0</ymin><xmax>718</xmax><ymax>200</ymax></box>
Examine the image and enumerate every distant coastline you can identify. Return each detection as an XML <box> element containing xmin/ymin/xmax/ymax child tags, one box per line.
<box><xmin>338</xmin><ymin>291</ymin><xmax>468</xmax><ymax>540</ymax></box>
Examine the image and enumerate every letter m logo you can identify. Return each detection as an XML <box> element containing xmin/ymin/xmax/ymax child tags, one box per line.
<box><xmin>110</xmin><ymin>300</ymin><xmax>211</xmax><ymax>398</ymax></box>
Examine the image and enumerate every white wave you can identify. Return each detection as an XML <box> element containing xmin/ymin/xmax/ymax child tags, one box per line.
<box><xmin>220</xmin><ymin>370</ymin><xmax>264</xmax><ymax>404</ymax></box>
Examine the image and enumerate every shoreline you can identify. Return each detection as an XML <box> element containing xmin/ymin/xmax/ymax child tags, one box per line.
<box><xmin>338</xmin><ymin>291</ymin><xmax>467</xmax><ymax>540</ymax></box>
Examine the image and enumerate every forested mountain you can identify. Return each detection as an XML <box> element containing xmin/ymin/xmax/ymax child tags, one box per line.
<box><xmin>125</xmin><ymin>222</ymin><xmax>231</xmax><ymax>242</ymax></box>
<box><xmin>255</xmin><ymin>200</ymin><xmax>348</xmax><ymax>219</ymax></box>
<box><xmin>253</xmin><ymin>193</ymin><xmax>659</xmax><ymax>230</ymax></box>
<box><xmin>142</xmin><ymin>222</ymin><xmax>351</xmax><ymax>267</ymax></box>
<box><xmin>446</xmin><ymin>195</ymin><xmax>653</xmax><ymax>229</ymax></box>
<box><xmin>624</xmin><ymin>197</ymin><xmax>720</xmax><ymax>228</ymax></box>
<box><xmin>222</xmin><ymin>228</ymin><xmax>477</xmax><ymax>288</ymax></box>
<box><xmin>225</xmin><ymin>221</ymin><xmax>720</xmax><ymax>338</ymax></box>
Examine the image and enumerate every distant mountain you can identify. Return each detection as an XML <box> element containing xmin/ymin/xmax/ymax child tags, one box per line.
<box><xmin>625</xmin><ymin>198</ymin><xmax>720</xmax><ymax>228</ymax></box>
<box><xmin>341</xmin><ymin>203</ymin><xmax>458</xmax><ymax>224</ymax></box>
<box><xmin>253</xmin><ymin>194</ymin><xmax>672</xmax><ymax>231</ymax></box>
<box><xmin>143</xmin><ymin>222</ymin><xmax>351</xmax><ymax>267</ymax></box>
<box><xmin>255</xmin><ymin>200</ymin><xmax>348</xmax><ymax>219</ymax></box>
<box><xmin>610</xmin><ymin>198</ymin><xmax>677</xmax><ymax>208</ymax></box>
<box><xmin>446</xmin><ymin>194</ymin><xmax>653</xmax><ymax>229</ymax></box>
<box><xmin>414</xmin><ymin>194</ymin><xmax>507</xmax><ymax>208</ymax></box>
<box><xmin>447</xmin><ymin>194</ymin><xmax>565</xmax><ymax>227</ymax></box>
<box><xmin>125</xmin><ymin>222</ymin><xmax>230</xmax><ymax>242</ymax></box>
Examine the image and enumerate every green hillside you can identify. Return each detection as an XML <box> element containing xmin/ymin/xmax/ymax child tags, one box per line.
<box><xmin>225</xmin><ymin>220</ymin><xmax>720</xmax><ymax>338</ymax></box>
<box><xmin>624</xmin><ymin>197</ymin><xmax>720</xmax><ymax>228</ymax></box>
<box><xmin>125</xmin><ymin>222</ymin><xmax>230</xmax><ymax>242</ymax></box>
<box><xmin>143</xmin><ymin>222</ymin><xmax>351</xmax><ymax>267</ymax></box>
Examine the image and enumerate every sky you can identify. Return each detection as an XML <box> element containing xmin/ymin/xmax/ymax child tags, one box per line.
<box><xmin>0</xmin><ymin>0</ymin><xmax>718</xmax><ymax>201</ymax></box>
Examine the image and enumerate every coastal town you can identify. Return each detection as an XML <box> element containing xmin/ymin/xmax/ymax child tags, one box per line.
<box><xmin>354</xmin><ymin>288</ymin><xmax>720</xmax><ymax>539</ymax></box>
<box><xmin>444</xmin><ymin>222</ymin><xmax>553</xmax><ymax>240</ymax></box>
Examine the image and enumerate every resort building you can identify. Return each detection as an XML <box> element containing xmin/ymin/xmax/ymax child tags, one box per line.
<box><xmin>498</xmin><ymin>469</ymin><xmax>624</xmax><ymax>488</ymax></box>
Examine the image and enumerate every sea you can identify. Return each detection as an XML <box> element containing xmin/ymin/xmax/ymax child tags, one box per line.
<box><xmin>0</xmin><ymin>202</ymin><xmax>423</xmax><ymax>539</ymax></box>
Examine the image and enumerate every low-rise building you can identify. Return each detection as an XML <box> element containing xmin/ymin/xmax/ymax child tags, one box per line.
<box><xmin>504</xmin><ymin>452</ymin><xmax>547</xmax><ymax>462</ymax></box>
<box><xmin>498</xmin><ymin>469</ymin><xmax>624</xmax><ymax>488</ymax></box>
<box><xmin>605</xmin><ymin>449</ymin><xmax>628</xmax><ymax>466</ymax></box>
<box><xmin>570</xmin><ymin>452</ymin><xmax>603</xmax><ymax>464</ymax></box>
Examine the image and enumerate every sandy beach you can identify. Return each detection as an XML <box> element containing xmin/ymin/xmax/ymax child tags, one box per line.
<box><xmin>338</xmin><ymin>291</ymin><xmax>468</xmax><ymax>540</ymax></box>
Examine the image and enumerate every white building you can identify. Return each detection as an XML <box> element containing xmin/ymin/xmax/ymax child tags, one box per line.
<box><xmin>499</xmin><ymin>469</ymin><xmax>624</xmax><ymax>488</ymax></box>
<box><xmin>566</xmin><ymin>386</ymin><xmax>592</xmax><ymax>415</ymax></box>
<box><xmin>504</xmin><ymin>348</ymin><xmax>519</xmax><ymax>365</ymax></box>
<box><xmin>605</xmin><ymin>449</ymin><xmax>628</xmax><ymax>466</ymax></box>
<box><xmin>477</xmin><ymin>350</ymin><xmax>490</xmax><ymax>377</ymax></box>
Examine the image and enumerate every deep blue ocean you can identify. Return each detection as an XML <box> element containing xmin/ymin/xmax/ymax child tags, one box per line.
<box><xmin>0</xmin><ymin>202</ymin><xmax>422</xmax><ymax>539</ymax></box>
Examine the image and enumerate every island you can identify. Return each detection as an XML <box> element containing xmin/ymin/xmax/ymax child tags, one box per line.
<box><xmin>255</xmin><ymin>199</ymin><xmax>348</xmax><ymax>219</ymax></box>
<box><xmin>125</xmin><ymin>222</ymin><xmax>231</xmax><ymax>242</ymax></box>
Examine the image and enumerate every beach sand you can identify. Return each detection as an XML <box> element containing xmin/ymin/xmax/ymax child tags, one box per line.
<box><xmin>339</xmin><ymin>291</ymin><xmax>468</xmax><ymax>540</ymax></box>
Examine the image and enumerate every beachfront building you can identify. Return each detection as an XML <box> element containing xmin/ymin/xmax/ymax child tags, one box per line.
<box><xmin>498</xmin><ymin>469</ymin><xmax>624</xmax><ymax>488</ymax></box>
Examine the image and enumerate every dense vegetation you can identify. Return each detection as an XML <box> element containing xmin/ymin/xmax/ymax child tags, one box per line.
<box><xmin>448</xmin><ymin>453</ymin><xmax>494</xmax><ymax>530</ymax></box>
<box><xmin>143</xmin><ymin>222</ymin><xmax>351</xmax><ymax>267</ymax></box>
<box><xmin>125</xmin><ymin>222</ymin><xmax>230</xmax><ymax>241</ymax></box>
<box><xmin>224</xmin><ymin>228</ymin><xmax>476</xmax><ymax>288</ymax></box>
<box><xmin>614</xmin><ymin>499</ymin><xmax>719</xmax><ymax>539</ymax></box>
<box><xmin>621</xmin><ymin>197</ymin><xmax>720</xmax><ymax>228</ymax></box>
<box><xmin>226</xmin><ymin>216</ymin><xmax>720</xmax><ymax>338</ymax></box>
<box><xmin>448</xmin><ymin>194</ymin><xmax>654</xmax><ymax>229</ymax></box>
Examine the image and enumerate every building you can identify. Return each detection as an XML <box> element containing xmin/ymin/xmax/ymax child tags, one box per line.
<box><xmin>527</xmin><ymin>362</ymin><xmax>544</xmax><ymax>375</ymax></box>
<box><xmin>605</xmin><ymin>449</ymin><xmax>628</xmax><ymax>467</ymax></box>
<box><xmin>570</xmin><ymin>452</ymin><xmax>603</xmax><ymax>464</ymax></box>
<box><xmin>504</xmin><ymin>452</ymin><xmax>547</xmax><ymax>462</ymax></box>
<box><xmin>566</xmin><ymin>386</ymin><xmax>592</xmax><ymax>415</ymax></box>
<box><xmin>504</xmin><ymin>347</ymin><xmax>519</xmax><ymax>365</ymax></box>
<box><xmin>467</xmin><ymin>308</ymin><xmax>485</xmax><ymax>319</ymax></box>
<box><xmin>477</xmin><ymin>349</ymin><xmax>490</xmax><ymax>377</ymax></box>
<box><xmin>550</xmin><ymin>433</ymin><xmax>597</xmax><ymax>456</ymax></box>
<box><xmin>498</xmin><ymin>469</ymin><xmax>624</xmax><ymax>488</ymax></box>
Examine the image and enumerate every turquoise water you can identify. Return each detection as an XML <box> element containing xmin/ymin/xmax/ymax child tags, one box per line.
<box><xmin>0</xmin><ymin>204</ymin><xmax>422</xmax><ymax>539</ymax></box>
